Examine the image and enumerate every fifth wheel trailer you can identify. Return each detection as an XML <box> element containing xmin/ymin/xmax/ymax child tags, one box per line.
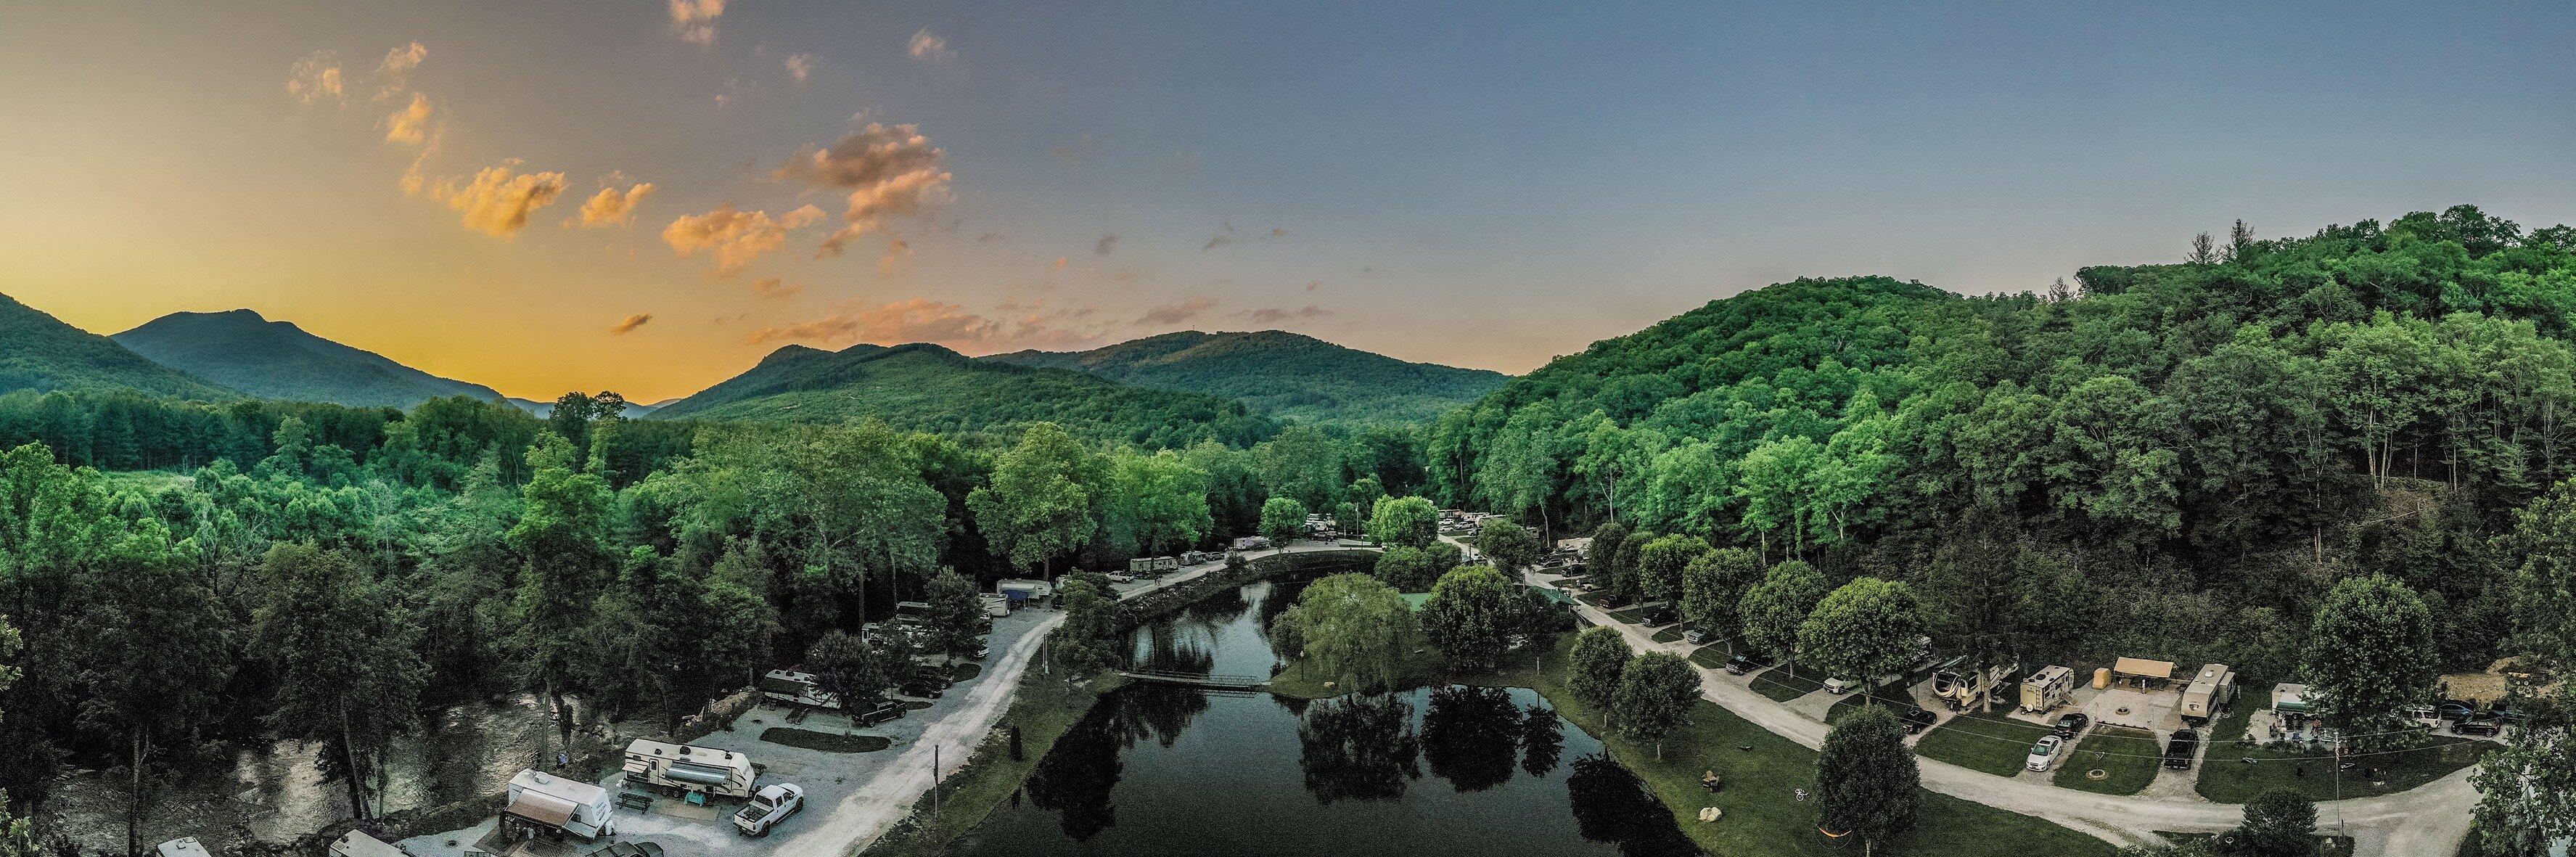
<box><xmin>2019</xmin><ymin>665</ymin><xmax>2076</xmax><ymax>713</ymax></box>
<box><xmin>621</xmin><ymin>739</ymin><xmax>757</xmax><ymax>799</ymax></box>
<box><xmin>2179</xmin><ymin>663</ymin><xmax>2239</xmax><ymax>725</ymax></box>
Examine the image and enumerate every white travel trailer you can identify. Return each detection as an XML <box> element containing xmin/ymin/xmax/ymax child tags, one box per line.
<box><xmin>2179</xmin><ymin>663</ymin><xmax>2239</xmax><ymax>724</ymax></box>
<box><xmin>621</xmin><ymin>739</ymin><xmax>757</xmax><ymax>799</ymax></box>
<box><xmin>504</xmin><ymin>769</ymin><xmax>616</xmax><ymax>840</ymax></box>
<box><xmin>2020</xmin><ymin>665</ymin><xmax>2077</xmax><ymax>713</ymax></box>
<box><xmin>155</xmin><ymin>839</ymin><xmax>215</xmax><ymax>857</ymax></box>
<box><xmin>760</xmin><ymin>669</ymin><xmax>843</xmax><ymax>710</ymax></box>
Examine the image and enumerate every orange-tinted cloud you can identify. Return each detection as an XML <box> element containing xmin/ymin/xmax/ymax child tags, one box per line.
<box><xmin>663</xmin><ymin>202</ymin><xmax>826</xmax><ymax>274</ymax></box>
<box><xmin>572</xmin><ymin>181</ymin><xmax>656</xmax><ymax>228</ymax></box>
<box><xmin>752</xmin><ymin>277</ymin><xmax>804</xmax><ymax>299</ymax></box>
<box><xmin>384</xmin><ymin>92</ymin><xmax>434</xmax><ymax>143</ymax></box>
<box><xmin>908</xmin><ymin>29</ymin><xmax>954</xmax><ymax>63</ymax></box>
<box><xmin>287</xmin><ymin>52</ymin><xmax>342</xmax><ymax>104</ymax></box>
<box><xmin>1239</xmin><ymin>305</ymin><xmax>1332</xmax><ymax>324</ymax></box>
<box><xmin>774</xmin><ymin>123</ymin><xmax>953</xmax><ymax>257</ymax></box>
<box><xmin>435</xmin><ymin>163</ymin><xmax>567</xmax><ymax>238</ymax></box>
<box><xmin>669</xmin><ymin>0</ymin><xmax>725</xmax><ymax>44</ymax></box>
<box><xmin>372</xmin><ymin>41</ymin><xmax>427</xmax><ymax>101</ymax></box>
<box><xmin>610</xmin><ymin>313</ymin><xmax>652</xmax><ymax>335</ymax></box>
<box><xmin>1139</xmin><ymin>297</ymin><xmax>1217</xmax><ymax>324</ymax></box>
<box><xmin>747</xmin><ymin>298</ymin><xmax>1097</xmax><ymax>352</ymax></box>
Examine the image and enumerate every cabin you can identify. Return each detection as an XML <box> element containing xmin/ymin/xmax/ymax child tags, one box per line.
<box><xmin>620</xmin><ymin>739</ymin><xmax>756</xmax><ymax>799</ymax></box>
<box><xmin>2179</xmin><ymin>664</ymin><xmax>2239</xmax><ymax>724</ymax></box>
<box><xmin>504</xmin><ymin>769</ymin><xmax>615</xmax><ymax>840</ymax></box>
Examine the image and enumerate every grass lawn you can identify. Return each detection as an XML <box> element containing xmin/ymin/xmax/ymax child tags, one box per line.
<box><xmin>1506</xmin><ymin>636</ymin><xmax>2116</xmax><ymax>857</ymax></box>
<box><xmin>2052</xmin><ymin>726</ymin><xmax>2162</xmax><ymax>795</ymax></box>
<box><xmin>2190</xmin><ymin>694</ymin><xmax>2497</xmax><ymax>803</ymax></box>
<box><xmin>1748</xmin><ymin>666</ymin><xmax>1826</xmax><ymax>702</ymax></box>
<box><xmin>758</xmin><ymin>728</ymin><xmax>891</xmax><ymax>753</ymax></box>
<box><xmin>1608</xmin><ymin>604</ymin><xmax>1652</xmax><ymax>623</ymax></box>
<box><xmin>1916</xmin><ymin>713</ymin><xmax>2056</xmax><ymax>777</ymax></box>
<box><xmin>1688</xmin><ymin>641</ymin><xmax>1735</xmax><ymax>668</ymax></box>
<box><xmin>1651</xmin><ymin>626</ymin><xmax>1685</xmax><ymax>643</ymax></box>
<box><xmin>861</xmin><ymin>671</ymin><xmax>1121</xmax><ymax>857</ymax></box>
<box><xmin>1825</xmin><ymin>679</ymin><xmax>1925</xmax><ymax>727</ymax></box>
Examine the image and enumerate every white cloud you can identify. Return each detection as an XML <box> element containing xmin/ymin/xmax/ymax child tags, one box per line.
<box><xmin>571</xmin><ymin>181</ymin><xmax>655</xmax><ymax>228</ymax></box>
<box><xmin>785</xmin><ymin>53</ymin><xmax>816</xmax><ymax>83</ymax></box>
<box><xmin>372</xmin><ymin>41</ymin><xmax>427</xmax><ymax>101</ymax></box>
<box><xmin>907</xmin><ymin>28</ymin><xmax>954</xmax><ymax>63</ymax></box>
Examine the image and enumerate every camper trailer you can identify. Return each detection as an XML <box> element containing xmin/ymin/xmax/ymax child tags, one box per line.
<box><xmin>760</xmin><ymin>669</ymin><xmax>842</xmax><ymax>710</ymax></box>
<box><xmin>2179</xmin><ymin>664</ymin><xmax>2239</xmax><ymax>725</ymax></box>
<box><xmin>326</xmin><ymin>831</ymin><xmax>404</xmax><ymax>857</ymax></box>
<box><xmin>505</xmin><ymin>769</ymin><xmax>616</xmax><ymax>840</ymax></box>
<box><xmin>2020</xmin><ymin>665</ymin><xmax>2077</xmax><ymax>713</ymax></box>
<box><xmin>621</xmin><ymin>739</ymin><xmax>757</xmax><ymax>799</ymax></box>
<box><xmin>1933</xmin><ymin>659</ymin><xmax>2022</xmax><ymax>711</ymax></box>
<box><xmin>156</xmin><ymin>839</ymin><xmax>215</xmax><ymax>857</ymax></box>
<box><xmin>996</xmin><ymin>578</ymin><xmax>1052</xmax><ymax>607</ymax></box>
<box><xmin>1128</xmin><ymin>556</ymin><xmax>1181</xmax><ymax>577</ymax></box>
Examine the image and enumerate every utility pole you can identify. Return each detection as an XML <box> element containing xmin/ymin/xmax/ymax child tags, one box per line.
<box><xmin>932</xmin><ymin>745</ymin><xmax>942</xmax><ymax>819</ymax></box>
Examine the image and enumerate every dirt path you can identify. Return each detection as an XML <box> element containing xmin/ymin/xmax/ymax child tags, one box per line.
<box><xmin>763</xmin><ymin>611</ymin><xmax>1065</xmax><ymax>857</ymax></box>
<box><xmin>1543</xmin><ymin>574</ymin><xmax>2479</xmax><ymax>856</ymax></box>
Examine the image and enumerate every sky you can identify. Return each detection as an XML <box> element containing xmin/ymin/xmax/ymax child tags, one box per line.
<box><xmin>3</xmin><ymin>1</ymin><xmax>2573</xmax><ymax>403</ymax></box>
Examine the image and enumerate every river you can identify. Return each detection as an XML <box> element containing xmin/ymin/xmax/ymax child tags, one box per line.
<box><xmin>950</xmin><ymin>575</ymin><xmax>1699</xmax><ymax>856</ymax></box>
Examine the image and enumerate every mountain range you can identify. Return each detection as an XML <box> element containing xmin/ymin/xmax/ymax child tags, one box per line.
<box><xmin>0</xmin><ymin>293</ymin><xmax>238</xmax><ymax>400</ymax></box>
<box><xmin>112</xmin><ymin>309</ymin><xmax>509</xmax><ymax>410</ymax></box>
<box><xmin>985</xmin><ymin>330</ymin><xmax>1508</xmax><ymax>423</ymax></box>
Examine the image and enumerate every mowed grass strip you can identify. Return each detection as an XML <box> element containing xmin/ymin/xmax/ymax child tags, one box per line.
<box><xmin>2187</xmin><ymin>692</ymin><xmax>2497</xmax><ymax>803</ymax></box>
<box><xmin>1511</xmin><ymin>636</ymin><xmax>2115</xmax><ymax>857</ymax></box>
<box><xmin>1747</xmin><ymin>666</ymin><xmax>1826</xmax><ymax>702</ymax></box>
<box><xmin>1688</xmin><ymin>641</ymin><xmax>1735</xmax><ymax>668</ymax></box>
<box><xmin>2051</xmin><ymin>726</ymin><xmax>2162</xmax><ymax>795</ymax></box>
<box><xmin>1916</xmin><ymin>713</ymin><xmax>2056</xmax><ymax>777</ymax></box>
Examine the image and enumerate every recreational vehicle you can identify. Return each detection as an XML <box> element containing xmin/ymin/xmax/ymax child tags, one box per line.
<box><xmin>621</xmin><ymin>739</ymin><xmax>757</xmax><ymax>799</ymax></box>
<box><xmin>505</xmin><ymin>769</ymin><xmax>616</xmax><ymax>840</ymax></box>
<box><xmin>155</xmin><ymin>839</ymin><xmax>214</xmax><ymax>857</ymax></box>
<box><xmin>760</xmin><ymin>669</ymin><xmax>842</xmax><ymax>710</ymax></box>
<box><xmin>2179</xmin><ymin>664</ymin><xmax>2239</xmax><ymax>725</ymax></box>
<box><xmin>1932</xmin><ymin>659</ymin><xmax>2021</xmax><ymax>711</ymax></box>
<box><xmin>2020</xmin><ymin>665</ymin><xmax>2077</xmax><ymax>713</ymax></box>
<box><xmin>1128</xmin><ymin>556</ymin><xmax>1180</xmax><ymax>576</ymax></box>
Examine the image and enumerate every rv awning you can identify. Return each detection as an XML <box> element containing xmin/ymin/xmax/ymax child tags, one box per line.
<box><xmin>506</xmin><ymin>791</ymin><xmax>578</xmax><ymax>829</ymax></box>
<box><xmin>665</xmin><ymin>763</ymin><xmax>732</xmax><ymax>786</ymax></box>
<box><xmin>2113</xmin><ymin>657</ymin><xmax>2176</xmax><ymax>679</ymax></box>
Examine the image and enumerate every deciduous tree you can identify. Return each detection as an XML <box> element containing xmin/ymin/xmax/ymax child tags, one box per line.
<box><xmin>1420</xmin><ymin>566</ymin><xmax>1516</xmax><ymax>673</ymax></box>
<box><xmin>1610</xmin><ymin>652</ymin><xmax>1697</xmax><ymax>759</ymax></box>
<box><xmin>1816</xmin><ymin>706</ymin><xmax>1919</xmax><ymax>857</ymax></box>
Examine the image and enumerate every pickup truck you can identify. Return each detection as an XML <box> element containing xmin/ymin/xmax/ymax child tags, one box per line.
<box><xmin>2163</xmin><ymin>729</ymin><xmax>2201</xmax><ymax>769</ymax></box>
<box><xmin>731</xmin><ymin>784</ymin><xmax>805</xmax><ymax>837</ymax></box>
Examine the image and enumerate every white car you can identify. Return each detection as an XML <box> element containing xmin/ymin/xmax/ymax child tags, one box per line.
<box><xmin>1822</xmin><ymin>677</ymin><xmax>1858</xmax><ymax>695</ymax></box>
<box><xmin>731</xmin><ymin>783</ymin><xmax>805</xmax><ymax>837</ymax></box>
<box><xmin>2025</xmin><ymin>735</ymin><xmax>2065</xmax><ymax>771</ymax></box>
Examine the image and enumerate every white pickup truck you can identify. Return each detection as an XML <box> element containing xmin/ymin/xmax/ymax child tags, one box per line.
<box><xmin>731</xmin><ymin>784</ymin><xmax>805</xmax><ymax>837</ymax></box>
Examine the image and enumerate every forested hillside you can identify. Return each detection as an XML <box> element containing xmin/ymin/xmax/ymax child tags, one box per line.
<box><xmin>650</xmin><ymin>341</ymin><xmax>1275</xmax><ymax>447</ymax></box>
<box><xmin>986</xmin><ymin>329</ymin><xmax>1509</xmax><ymax>423</ymax></box>
<box><xmin>113</xmin><ymin>309</ymin><xmax>509</xmax><ymax>409</ymax></box>
<box><xmin>0</xmin><ymin>293</ymin><xmax>237</xmax><ymax>400</ymax></box>
<box><xmin>1427</xmin><ymin>205</ymin><xmax>2576</xmax><ymax>677</ymax></box>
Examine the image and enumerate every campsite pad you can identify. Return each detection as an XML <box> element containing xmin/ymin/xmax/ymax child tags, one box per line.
<box><xmin>756</xmin><ymin>760</ymin><xmax>805</xmax><ymax>777</ymax></box>
<box><xmin>2087</xmin><ymin>687</ymin><xmax>2181</xmax><ymax>733</ymax></box>
<box><xmin>650</xmin><ymin>802</ymin><xmax>721</xmax><ymax>822</ymax></box>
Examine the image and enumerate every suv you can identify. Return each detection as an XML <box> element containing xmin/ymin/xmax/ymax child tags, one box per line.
<box><xmin>1901</xmin><ymin>707</ymin><xmax>1939</xmax><ymax>734</ymax></box>
<box><xmin>2454</xmin><ymin>718</ymin><xmax>2503</xmax><ymax>737</ymax></box>
<box><xmin>732</xmin><ymin>784</ymin><xmax>805</xmax><ymax>837</ymax></box>
<box><xmin>1725</xmin><ymin>652</ymin><xmax>1773</xmax><ymax>676</ymax></box>
<box><xmin>2053</xmin><ymin>713</ymin><xmax>2091</xmax><ymax>738</ymax></box>
<box><xmin>2163</xmin><ymin>729</ymin><xmax>2201</xmax><ymax>769</ymax></box>
<box><xmin>2025</xmin><ymin>735</ymin><xmax>2064</xmax><ymax>771</ymax></box>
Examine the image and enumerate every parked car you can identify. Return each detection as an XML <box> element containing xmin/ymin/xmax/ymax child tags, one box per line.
<box><xmin>2025</xmin><ymin>735</ymin><xmax>2065</xmax><ymax>771</ymax></box>
<box><xmin>1682</xmin><ymin>628</ymin><xmax>1707</xmax><ymax>645</ymax></box>
<box><xmin>2163</xmin><ymin>729</ymin><xmax>2201</xmax><ymax>769</ymax></box>
<box><xmin>2454</xmin><ymin>718</ymin><xmax>2503</xmax><ymax>737</ymax></box>
<box><xmin>1901</xmin><ymin>707</ymin><xmax>1939</xmax><ymax>734</ymax></box>
<box><xmin>1823</xmin><ymin>677</ymin><xmax>1860</xmax><ymax>695</ymax></box>
<box><xmin>2435</xmin><ymin>700</ymin><xmax>2477</xmax><ymax>722</ymax></box>
<box><xmin>731</xmin><ymin>784</ymin><xmax>805</xmax><ymax>837</ymax></box>
<box><xmin>1725</xmin><ymin>652</ymin><xmax>1773</xmax><ymax>675</ymax></box>
<box><xmin>2053</xmin><ymin>713</ymin><xmax>2091</xmax><ymax>738</ymax></box>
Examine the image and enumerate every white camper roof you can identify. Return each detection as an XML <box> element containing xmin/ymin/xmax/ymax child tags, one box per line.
<box><xmin>329</xmin><ymin>830</ymin><xmax>406</xmax><ymax>857</ymax></box>
<box><xmin>509</xmin><ymin>768</ymin><xmax>607</xmax><ymax>805</ymax></box>
<box><xmin>157</xmin><ymin>839</ymin><xmax>215</xmax><ymax>857</ymax></box>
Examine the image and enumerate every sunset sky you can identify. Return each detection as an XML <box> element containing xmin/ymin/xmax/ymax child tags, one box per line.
<box><xmin>4</xmin><ymin>1</ymin><xmax>2573</xmax><ymax>402</ymax></box>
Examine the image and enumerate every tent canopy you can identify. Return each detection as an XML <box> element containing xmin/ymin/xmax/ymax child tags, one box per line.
<box><xmin>2113</xmin><ymin>657</ymin><xmax>2177</xmax><ymax>680</ymax></box>
<box><xmin>506</xmin><ymin>791</ymin><xmax>578</xmax><ymax>829</ymax></box>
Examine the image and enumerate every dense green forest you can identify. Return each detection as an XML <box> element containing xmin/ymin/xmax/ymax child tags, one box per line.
<box><xmin>0</xmin><ymin>295</ymin><xmax>237</xmax><ymax>401</ymax></box>
<box><xmin>648</xmin><ymin>342</ymin><xmax>1274</xmax><ymax>447</ymax></box>
<box><xmin>1425</xmin><ymin>206</ymin><xmax>2576</xmax><ymax>677</ymax></box>
<box><xmin>986</xmin><ymin>329</ymin><xmax>1509</xmax><ymax>424</ymax></box>
<box><xmin>111</xmin><ymin>310</ymin><xmax>509</xmax><ymax>410</ymax></box>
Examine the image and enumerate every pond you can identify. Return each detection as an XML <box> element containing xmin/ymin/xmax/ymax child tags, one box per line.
<box><xmin>950</xmin><ymin>575</ymin><xmax>1699</xmax><ymax>857</ymax></box>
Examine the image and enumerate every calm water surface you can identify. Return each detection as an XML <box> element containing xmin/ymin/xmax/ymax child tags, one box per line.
<box><xmin>951</xmin><ymin>576</ymin><xmax>1699</xmax><ymax>857</ymax></box>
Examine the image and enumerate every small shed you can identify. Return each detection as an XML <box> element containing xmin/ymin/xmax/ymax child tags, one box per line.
<box><xmin>2112</xmin><ymin>657</ymin><xmax>2178</xmax><ymax>688</ymax></box>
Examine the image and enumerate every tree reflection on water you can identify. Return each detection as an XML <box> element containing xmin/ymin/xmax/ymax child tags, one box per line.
<box><xmin>1519</xmin><ymin>702</ymin><xmax>1565</xmax><ymax>778</ymax></box>
<box><xmin>1295</xmin><ymin>693</ymin><xmax>1422</xmax><ymax>803</ymax></box>
<box><xmin>1567</xmin><ymin>753</ymin><xmax>1703</xmax><ymax>857</ymax></box>
<box><xmin>1422</xmin><ymin>686</ymin><xmax>1522</xmax><ymax>792</ymax></box>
